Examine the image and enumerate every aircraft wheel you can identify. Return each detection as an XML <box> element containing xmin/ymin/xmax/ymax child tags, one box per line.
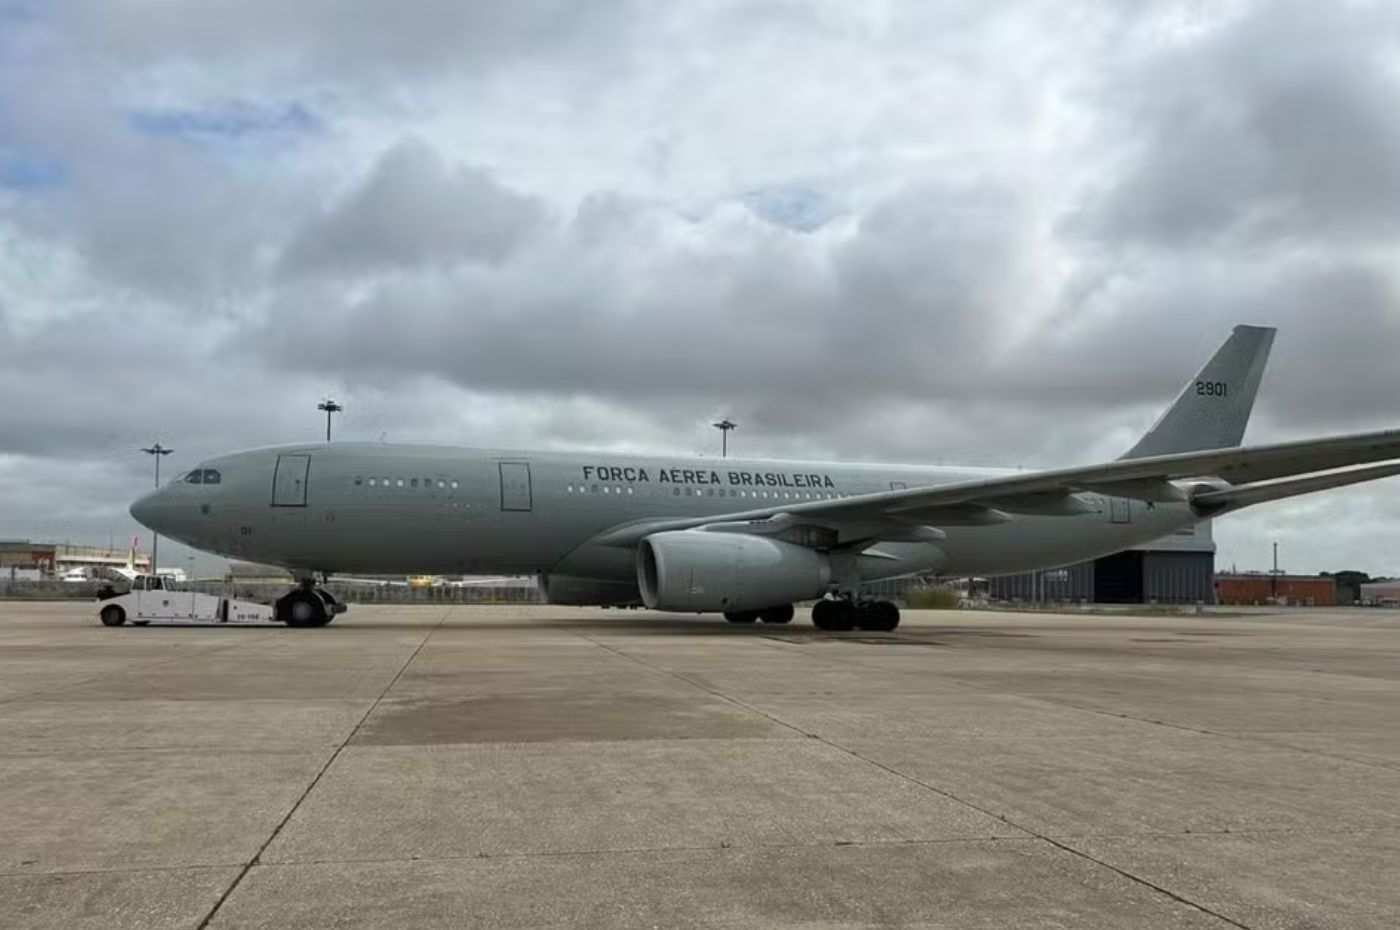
<box><xmin>724</xmin><ymin>610</ymin><xmax>759</xmax><ymax>624</ymax></box>
<box><xmin>279</xmin><ymin>590</ymin><xmax>328</xmax><ymax>628</ymax></box>
<box><xmin>100</xmin><ymin>606</ymin><xmax>126</xmax><ymax>627</ymax></box>
<box><xmin>812</xmin><ymin>599</ymin><xmax>854</xmax><ymax>632</ymax></box>
<box><xmin>759</xmin><ymin>604</ymin><xmax>795</xmax><ymax>624</ymax></box>
<box><xmin>857</xmin><ymin>601</ymin><xmax>901</xmax><ymax>632</ymax></box>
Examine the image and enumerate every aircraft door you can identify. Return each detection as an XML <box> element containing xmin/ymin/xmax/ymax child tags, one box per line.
<box><xmin>1109</xmin><ymin>497</ymin><xmax>1132</xmax><ymax>524</ymax></box>
<box><xmin>499</xmin><ymin>462</ymin><xmax>532</xmax><ymax>512</ymax></box>
<box><xmin>272</xmin><ymin>455</ymin><xmax>310</xmax><ymax>507</ymax></box>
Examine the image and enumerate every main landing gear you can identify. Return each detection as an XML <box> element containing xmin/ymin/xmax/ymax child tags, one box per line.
<box><xmin>275</xmin><ymin>579</ymin><xmax>344</xmax><ymax>628</ymax></box>
<box><xmin>811</xmin><ymin>598</ymin><xmax>901</xmax><ymax>632</ymax></box>
<box><xmin>724</xmin><ymin>604</ymin><xmax>797</xmax><ymax>625</ymax></box>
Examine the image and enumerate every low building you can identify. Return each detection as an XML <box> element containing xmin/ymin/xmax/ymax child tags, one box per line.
<box><xmin>1</xmin><ymin>541</ymin><xmax>56</xmax><ymax>581</ymax></box>
<box><xmin>54</xmin><ymin>543</ymin><xmax>150</xmax><ymax>575</ymax></box>
<box><xmin>1215</xmin><ymin>574</ymin><xmax>1337</xmax><ymax>607</ymax></box>
<box><xmin>1360</xmin><ymin>581</ymin><xmax>1400</xmax><ymax>607</ymax></box>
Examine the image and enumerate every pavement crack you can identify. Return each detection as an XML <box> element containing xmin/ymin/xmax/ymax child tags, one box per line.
<box><xmin>192</xmin><ymin>607</ymin><xmax>452</xmax><ymax>930</ymax></box>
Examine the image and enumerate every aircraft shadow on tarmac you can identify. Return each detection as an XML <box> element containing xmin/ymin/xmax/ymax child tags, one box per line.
<box><xmin>105</xmin><ymin>613</ymin><xmax>1080</xmax><ymax>647</ymax></box>
<box><xmin>250</xmin><ymin>615</ymin><xmax>1047</xmax><ymax>645</ymax></box>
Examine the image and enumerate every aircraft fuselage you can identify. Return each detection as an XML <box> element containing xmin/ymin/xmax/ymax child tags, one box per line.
<box><xmin>133</xmin><ymin>442</ymin><xmax>1201</xmax><ymax>586</ymax></box>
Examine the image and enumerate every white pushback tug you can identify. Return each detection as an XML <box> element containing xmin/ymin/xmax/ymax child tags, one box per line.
<box><xmin>97</xmin><ymin>574</ymin><xmax>277</xmax><ymax>626</ymax></box>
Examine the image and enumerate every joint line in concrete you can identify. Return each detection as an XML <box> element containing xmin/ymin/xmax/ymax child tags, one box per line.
<box><xmin>192</xmin><ymin>607</ymin><xmax>453</xmax><ymax>930</ymax></box>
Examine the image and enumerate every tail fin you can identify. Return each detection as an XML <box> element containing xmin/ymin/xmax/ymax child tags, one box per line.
<box><xmin>1121</xmin><ymin>324</ymin><xmax>1276</xmax><ymax>460</ymax></box>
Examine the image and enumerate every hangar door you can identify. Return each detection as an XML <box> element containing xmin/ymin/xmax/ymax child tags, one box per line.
<box><xmin>272</xmin><ymin>455</ymin><xmax>310</xmax><ymax>507</ymax></box>
<box><xmin>499</xmin><ymin>462</ymin><xmax>532</xmax><ymax>512</ymax></box>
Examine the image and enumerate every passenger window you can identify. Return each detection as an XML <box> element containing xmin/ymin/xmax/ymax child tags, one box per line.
<box><xmin>423</xmin><ymin>478</ymin><xmax>431</xmax><ymax>488</ymax></box>
<box><xmin>411</xmin><ymin>478</ymin><xmax>419</xmax><ymax>488</ymax></box>
<box><xmin>368</xmin><ymin>478</ymin><xmax>376</xmax><ymax>487</ymax></box>
<box><xmin>396</xmin><ymin>479</ymin><xmax>404</xmax><ymax>487</ymax></box>
<box><xmin>437</xmin><ymin>480</ymin><xmax>446</xmax><ymax>488</ymax></box>
<box><xmin>354</xmin><ymin>476</ymin><xmax>363</xmax><ymax>486</ymax></box>
<box><xmin>450</xmin><ymin>480</ymin><xmax>459</xmax><ymax>489</ymax></box>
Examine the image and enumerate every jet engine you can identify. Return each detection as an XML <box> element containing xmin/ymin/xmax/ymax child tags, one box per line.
<box><xmin>540</xmin><ymin>573</ymin><xmax>642</xmax><ymax>607</ymax></box>
<box><xmin>636</xmin><ymin>530</ymin><xmax>830</xmax><ymax>612</ymax></box>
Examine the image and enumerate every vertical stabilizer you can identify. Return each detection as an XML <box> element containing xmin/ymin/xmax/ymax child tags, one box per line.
<box><xmin>1121</xmin><ymin>325</ymin><xmax>1276</xmax><ymax>460</ymax></box>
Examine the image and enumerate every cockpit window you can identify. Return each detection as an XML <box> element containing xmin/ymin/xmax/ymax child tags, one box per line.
<box><xmin>202</xmin><ymin>469</ymin><xmax>221</xmax><ymax>485</ymax></box>
<box><xmin>184</xmin><ymin>470</ymin><xmax>203</xmax><ymax>485</ymax></box>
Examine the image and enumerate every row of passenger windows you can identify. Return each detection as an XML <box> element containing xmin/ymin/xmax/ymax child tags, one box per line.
<box><xmin>354</xmin><ymin>476</ymin><xmax>460</xmax><ymax>490</ymax></box>
<box><xmin>565</xmin><ymin>484</ymin><xmax>851</xmax><ymax>500</ymax></box>
<box><xmin>182</xmin><ymin>469</ymin><xmax>222</xmax><ymax>485</ymax></box>
<box><xmin>347</xmin><ymin>476</ymin><xmax>853</xmax><ymax>500</ymax></box>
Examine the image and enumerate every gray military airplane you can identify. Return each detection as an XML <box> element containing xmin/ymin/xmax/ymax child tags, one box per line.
<box><xmin>130</xmin><ymin>325</ymin><xmax>1400</xmax><ymax>630</ymax></box>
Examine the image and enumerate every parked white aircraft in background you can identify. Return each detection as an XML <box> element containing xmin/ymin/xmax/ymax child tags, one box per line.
<box><xmin>131</xmin><ymin>325</ymin><xmax>1400</xmax><ymax>630</ymax></box>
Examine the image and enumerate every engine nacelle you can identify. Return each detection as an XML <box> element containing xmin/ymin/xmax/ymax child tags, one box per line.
<box><xmin>636</xmin><ymin>531</ymin><xmax>830</xmax><ymax>612</ymax></box>
<box><xmin>540</xmin><ymin>574</ymin><xmax>642</xmax><ymax>606</ymax></box>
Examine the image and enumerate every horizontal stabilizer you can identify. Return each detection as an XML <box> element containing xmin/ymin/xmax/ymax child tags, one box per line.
<box><xmin>1192</xmin><ymin>462</ymin><xmax>1400</xmax><ymax>516</ymax></box>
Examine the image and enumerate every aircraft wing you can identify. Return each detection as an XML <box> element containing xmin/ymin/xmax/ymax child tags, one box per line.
<box><xmin>593</xmin><ymin>427</ymin><xmax>1400</xmax><ymax>547</ymax></box>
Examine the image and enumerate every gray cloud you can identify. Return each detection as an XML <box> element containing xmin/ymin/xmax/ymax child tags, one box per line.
<box><xmin>281</xmin><ymin>139</ymin><xmax>548</xmax><ymax>276</ymax></box>
<box><xmin>55</xmin><ymin>0</ymin><xmax>640</xmax><ymax>84</ymax></box>
<box><xmin>1065</xmin><ymin>1</ymin><xmax>1400</xmax><ymax>248</ymax></box>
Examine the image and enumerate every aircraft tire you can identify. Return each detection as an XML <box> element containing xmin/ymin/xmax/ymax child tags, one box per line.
<box><xmin>857</xmin><ymin>601</ymin><xmax>901</xmax><ymax>632</ymax></box>
<box><xmin>100</xmin><ymin>606</ymin><xmax>126</xmax><ymax>627</ymax></box>
<box><xmin>759</xmin><ymin>604</ymin><xmax>795</xmax><ymax>624</ymax></box>
<box><xmin>280</xmin><ymin>590</ymin><xmax>328</xmax><ymax>628</ymax></box>
<box><xmin>812</xmin><ymin>600</ymin><xmax>855</xmax><ymax>632</ymax></box>
<box><xmin>724</xmin><ymin>610</ymin><xmax>759</xmax><ymax>624</ymax></box>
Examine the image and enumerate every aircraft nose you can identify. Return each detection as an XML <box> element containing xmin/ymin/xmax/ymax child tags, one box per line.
<box><xmin>129</xmin><ymin>490</ymin><xmax>163</xmax><ymax>531</ymax></box>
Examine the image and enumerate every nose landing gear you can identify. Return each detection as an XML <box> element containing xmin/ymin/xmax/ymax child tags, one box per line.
<box><xmin>811</xmin><ymin>598</ymin><xmax>901</xmax><ymax>632</ymax></box>
<box><xmin>275</xmin><ymin>578</ymin><xmax>344</xmax><ymax>628</ymax></box>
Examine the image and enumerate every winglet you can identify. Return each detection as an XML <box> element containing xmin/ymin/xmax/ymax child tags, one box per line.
<box><xmin>1121</xmin><ymin>325</ymin><xmax>1276</xmax><ymax>460</ymax></box>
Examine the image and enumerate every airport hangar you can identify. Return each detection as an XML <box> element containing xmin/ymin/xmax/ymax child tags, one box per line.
<box><xmin>987</xmin><ymin>519</ymin><xmax>1216</xmax><ymax>605</ymax></box>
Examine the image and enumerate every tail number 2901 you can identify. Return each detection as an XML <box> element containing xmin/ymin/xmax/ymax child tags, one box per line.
<box><xmin>1196</xmin><ymin>381</ymin><xmax>1229</xmax><ymax>397</ymax></box>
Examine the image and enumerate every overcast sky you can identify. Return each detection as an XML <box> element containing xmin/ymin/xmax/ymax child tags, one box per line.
<box><xmin>3</xmin><ymin>1</ymin><xmax>1399</xmax><ymax>577</ymax></box>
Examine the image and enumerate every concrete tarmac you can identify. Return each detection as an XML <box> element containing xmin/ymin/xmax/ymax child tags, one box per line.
<box><xmin>2</xmin><ymin>602</ymin><xmax>1399</xmax><ymax>929</ymax></box>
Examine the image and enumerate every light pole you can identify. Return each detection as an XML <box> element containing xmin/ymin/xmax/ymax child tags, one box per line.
<box><xmin>712</xmin><ymin>419</ymin><xmax>736</xmax><ymax>458</ymax></box>
<box><xmin>1271</xmin><ymin>540</ymin><xmax>1282</xmax><ymax>600</ymax></box>
<box><xmin>140</xmin><ymin>443</ymin><xmax>173</xmax><ymax>576</ymax></box>
<box><xmin>318</xmin><ymin>398</ymin><xmax>343</xmax><ymax>442</ymax></box>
